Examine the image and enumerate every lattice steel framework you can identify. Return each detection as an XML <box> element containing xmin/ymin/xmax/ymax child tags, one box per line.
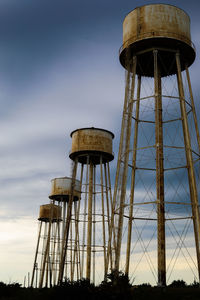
<box><xmin>58</xmin><ymin>128</ymin><xmax>114</xmax><ymax>284</ymax></box>
<box><xmin>31</xmin><ymin>203</ymin><xmax>61</xmax><ymax>288</ymax></box>
<box><xmin>110</xmin><ymin>5</ymin><xmax>200</xmax><ymax>286</ymax></box>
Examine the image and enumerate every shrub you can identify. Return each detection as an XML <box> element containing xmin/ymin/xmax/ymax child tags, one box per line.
<box><xmin>169</xmin><ymin>279</ymin><xmax>187</xmax><ymax>287</ymax></box>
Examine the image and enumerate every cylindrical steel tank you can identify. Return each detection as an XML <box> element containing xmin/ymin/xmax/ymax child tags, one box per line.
<box><xmin>119</xmin><ymin>4</ymin><xmax>195</xmax><ymax>76</ymax></box>
<box><xmin>69</xmin><ymin>127</ymin><xmax>114</xmax><ymax>164</ymax></box>
<box><xmin>49</xmin><ymin>177</ymin><xmax>81</xmax><ymax>201</ymax></box>
<box><xmin>38</xmin><ymin>204</ymin><xmax>62</xmax><ymax>222</ymax></box>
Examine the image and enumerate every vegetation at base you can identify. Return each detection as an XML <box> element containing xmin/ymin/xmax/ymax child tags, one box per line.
<box><xmin>0</xmin><ymin>273</ymin><xmax>200</xmax><ymax>300</ymax></box>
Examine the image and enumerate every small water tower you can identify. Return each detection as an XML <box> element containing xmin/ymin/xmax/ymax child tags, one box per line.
<box><xmin>31</xmin><ymin>203</ymin><xmax>62</xmax><ymax>288</ymax></box>
<box><xmin>49</xmin><ymin>177</ymin><xmax>81</xmax><ymax>280</ymax></box>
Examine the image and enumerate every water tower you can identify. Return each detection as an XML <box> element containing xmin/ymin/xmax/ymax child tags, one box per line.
<box><xmin>112</xmin><ymin>4</ymin><xmax>200</xmax><ymax>286</ymax></box>
<box><xmin>58</xmin><ymin>127</ymin><xmax>114</xmax><ymax>284</ymax></box>
<box><xmin>49</xmin><ymin>177</ymin><xmax>81</xmax><ymax>281</ymax></box>
<box><xmin>31</xmin><ymin>203</ymin><xmax>62</xmax><ymax>287</ymax></box>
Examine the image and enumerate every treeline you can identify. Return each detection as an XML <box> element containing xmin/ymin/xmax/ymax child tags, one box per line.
<box><xmin>0</xmin><ymin>274</ymin><xmax>200</xmax><ymax>300</ymax></box>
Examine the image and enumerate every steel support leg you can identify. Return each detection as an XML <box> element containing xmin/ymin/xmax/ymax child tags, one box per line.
<box><xmin>125</xmin><ymin>74</ymin><xmax>141</xmax><ymax>274</ymax></box>
<box><xmin>86</xmin><ymin>161</ymin><xmax>93</xmax><ymax>280</ymax></box>
<box><xmin>176</xmin><ymin>52</ymin><xmax>200</xmax><ymax>282</ymax></box>
<box><xmin>115</xmin><ymin>56</ymin><xmax>137</xmax><ymax>271</ymax></box>
<box><xmin>154</xmin><ymin>50</ymin><xmax>166</xmax><ymax>286</ymax></box>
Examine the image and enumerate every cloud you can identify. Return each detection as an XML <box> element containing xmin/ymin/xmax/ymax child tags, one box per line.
<box><xmin>0</xmin><ymin>216</ymin><xmax>38</xmax><ymax>284</ymax></box>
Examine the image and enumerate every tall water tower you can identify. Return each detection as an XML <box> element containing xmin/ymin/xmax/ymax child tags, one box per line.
<box><xmin>112</xmin><ymin>4</ymin><xmax>200</xmax><ymax>286</ymax></box>
<box><xmin>58</xmin><ymin>127</ymin><xmax>114</xmax><ymax>284</ymax></box>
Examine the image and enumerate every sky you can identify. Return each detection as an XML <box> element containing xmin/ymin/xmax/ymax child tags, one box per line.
<box><xmin>0</xmin><ymin>0</ymin><xmax>200</xmax><ymax>285</ymax></box>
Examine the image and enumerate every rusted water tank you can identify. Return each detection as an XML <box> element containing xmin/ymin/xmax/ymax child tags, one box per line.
<box><xmin>49</xmin><ymin>177</ymin><xmax>81</xmax><ymax>201</ymax></box>
<box><xmin>69</xmin><ymin>127</ymin><xmax>114</xmax><ymax>164</ymax></box>
<box><xmin>38</xmin><ymin>204</ymin><xmax>62</xmax><ymax>222</ymax></box>
<box><xmin>119</xmin><ymin>4</ymin><xmax>195</xmax><ymax>76</ymax></box>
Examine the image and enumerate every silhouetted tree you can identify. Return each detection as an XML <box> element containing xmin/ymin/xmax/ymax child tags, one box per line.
<box><xmin>169</xmin><ymin>279</ymin><xmax>187</xmax><ymax>287</ymax></box>
<box><xmin>189</xmin><ymin>279</ymin><xmax>200</xmax><ymax>288</ymax></box>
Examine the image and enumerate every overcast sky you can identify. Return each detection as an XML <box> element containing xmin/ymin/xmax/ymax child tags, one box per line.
<box><xmin>0</xmin><ymin>0</ymin><xmax>200</xmax><ymax>285</ymax></box>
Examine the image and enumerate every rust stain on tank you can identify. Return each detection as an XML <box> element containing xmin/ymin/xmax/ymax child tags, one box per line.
<box><xmin>123</xmin><ymin>4</ymin><xmax>192</xmax><ymax>50</ymax></box>
<box><xmin>71</xmin><ymin>128</ymin><xmax>113</xmax><ymax>155</ymax></box>
<box><xmin>38</xmin><ymin>204</ymin><xmax>61</xmax><ymax>222</ymax></box>
<box><xmin>49</xmin><ymin>177</ymin><xmax>81</xmax><ymax>201</ymax></box>
<box><xmin>69</xmin><ymin>128</ymin><xmax>114</xmax><ymax>164</ymax></box>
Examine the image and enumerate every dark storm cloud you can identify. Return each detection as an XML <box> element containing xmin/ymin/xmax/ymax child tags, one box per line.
<box><xmin>0</xmin><ymin>0</ymin><xmax>125</xmax><ymax>118</ymax></box>
<box><xmin>0</xmin><ymin>0</ymin><xmax>199</xmax><ymax>94</ymax></box>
